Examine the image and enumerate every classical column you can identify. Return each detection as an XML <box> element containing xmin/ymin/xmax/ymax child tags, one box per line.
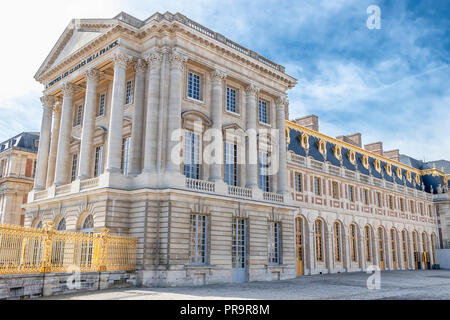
<box><xmin>165</xmin><ymin>48</ymin><xmax>187</xmax><ymax>173</ymax></box>
<box><xmin>276</xmin><ymin>96</ymin><xmax>289</xmax><ymax>194</ymax></box>
<box><xmin>105</xmin><ymin>53</ymin><xmax>130</xmax><ymax>173</ymax></box>
<box><xmin>245</xmin><ymin>84</ymin><xmax>259</xmax><ymax>188</ymax></box>
<box><xmin>143</xmin><ymin>50</ymin><xmax>162</xmax><ymax>173</ymax></box>
<box><xmin>34</xmin><ymin>95</ymin><xmax>55</xmax><ymax>190</ymax></box>
<box><xmin>78</xmin><ymin>68</ymin><xmax>102</xmax><ymax>180</ymax></box>
<box><xmin>128</xmin><ymin>59</ymin><xmax>147</xmax><ymax>175</ymax></box>
<box><xmin>209</xmin><ymin>69</ymin><xmax>226</xmax><ymax>181</ymax></box>
<box><xmin>46</xmin><ymin>101</ymin><xmax>62</xmax><ymax>188</ymax></box>
<box><xmin>54</xmin><ymin>82</ymin><xmax>78</xmax><ymax>186</ymax></box>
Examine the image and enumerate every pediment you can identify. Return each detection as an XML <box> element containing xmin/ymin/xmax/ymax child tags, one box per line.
<box><xmin>35</xmin><ymin>20</ymin><xmax>116</xmax><ymax>80</ymax></box>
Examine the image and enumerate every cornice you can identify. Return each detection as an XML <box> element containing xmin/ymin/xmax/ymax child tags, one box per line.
<box><xmin>286</xmin><ymin>120</ymin><xmax>425</xmax><ymax>176</ymax></box>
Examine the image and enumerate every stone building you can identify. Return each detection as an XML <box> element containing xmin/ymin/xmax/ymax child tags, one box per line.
<box><xmin>0</xmin><ymin>132</ymin><xmax>39</xmax><ymax>226</ymax></box>
<box><xmin>25</xmin><ymin>11</ymin><xmax>442</xmax><ymax>286</ymax></box>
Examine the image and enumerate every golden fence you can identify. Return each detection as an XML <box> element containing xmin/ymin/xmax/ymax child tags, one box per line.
<box><xmin>0</xmin><ymin>223</ymin><xmax>137</xmax><ymax>275</ymax></box>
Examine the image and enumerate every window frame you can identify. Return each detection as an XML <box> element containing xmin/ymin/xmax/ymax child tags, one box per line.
<box><xmin>224</xmin><ymin>142</ymin><xmax>239</xmax><ymax>186</ymax></box>
<box><xmin>121</xmin><ymin>136</ymin><xmax>131</xmax><ymax>175</ymax></box>
<box><xmin>184</xmin><ymin>131</ymin><xmax>202</xmax><ymax>180</ymax></box>
<box><xmin>314</xmin><ymin>177</ymin><xmax>322</xmax><ymax>196</ymax></box>
<box><xmin>258</xmin><ymin>99</ymin><xmax>270</xmax><ymax>125</ymax></box>
<box><xmin>226</xmin><ymin>86</ymin><xmax>239</xmax><ymax>114</ymax></box>
<box><xmin>348</xmin><ymin>185</ymin><xmax>355</xmax><ymax>202</ymax></box>
<box><xmin>189</xmin><ymin>214</ymin><xmax>208</xmax><ymax>265</ymax></box>
<box><xmin>295</xmin><ymin>172</ymin><xmax>303</xmax><ymax>193</ymax></box>
<box><xmin>97</xmin><ymin>92</ymin><xmax>107</xmax><ymax>117</ymax></box>
<box><xmin>125</xmin><ymin>79</ymin><xmax>134</xmax><ymax>105</ymax></box>
<box><xmin>332</xmin><ymin>181</ymin><xmax>339</xmax><ymax>200</ymax></box>
<box><xmin>187</xmin><ymin>71</ymin><xmax>202</xmax><ymax>101</ymax></box>
<box><xmin>94</xmin><ymin>145</ymin><xmax>104</xmax><ymax>177</ymax></box>
<box><xmin>70</xmin><ymin>153</ymin><xmax>79</xmax><ymax>182</ymax></box>
<box><xmin>268</xmin><ymin>222</ymin><xmax>281</xmax><ymax>264</ymax></box>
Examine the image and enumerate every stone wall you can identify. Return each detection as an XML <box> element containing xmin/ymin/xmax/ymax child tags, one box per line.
<box><xmin>437</xmin><ymin>249</ymin><xmax>450</xmax><ymax>269</ymax></box>
<box><xmin>0</xmin><ymin>271</ymin><xmax>136</xmax><ymax>300</ymax></box>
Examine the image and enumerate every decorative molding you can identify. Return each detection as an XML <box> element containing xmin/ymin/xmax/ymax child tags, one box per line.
<box><xmin>275</xmin><ymin>95</ymin><xmax>289</xmax><ymax>110</ymax></box>
<box><xmin>112</xmin><ymin>52</ymin><xmax>131</xmax><ymax>69</ymax></box>
<box><xmin>133</xmin><ymin>58</ymin><xmax>148</xmax><ymax>74</ymax></box>
<box><xmin>145</xmin><ymin>49</ymin><xmax>163</xmax><ymax>68</ymax></box>
<box><xmin>210</xmin><ymin>69</ymin><xmax>227</xmax><ymax>82</ymax></box>
<box><xmin>244</xmin><ymin>83</ymin><xmax>259</xmax><ymax>97</ymax></box>
<box><xmin>61</xmin><ymin>82</ymin><xmax>79</xmax><ymax>97</ymax></box>
<box><xmin>84</xmin><ymin>68</ymin><xmax>103</xmax><ymax>82</ymax></box>
<box><xmin>40</xmin><ymin>95</ymin><xmax>56</xmax><ymax>110</ymax></box>
<box><xmin>169</xmin><ymin>48</ymin><xmax>188</xmax><ymax>71</ymax></box>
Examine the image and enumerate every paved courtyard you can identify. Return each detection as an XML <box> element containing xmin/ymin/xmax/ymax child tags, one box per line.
<box><xmin>44</xmin><ymin>270</ymin><xmax>450</xmax><ymax>300</ymax></box>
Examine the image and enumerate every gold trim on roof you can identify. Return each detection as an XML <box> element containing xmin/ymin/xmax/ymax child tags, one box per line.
<box><xmin>286</xmin><ymin>120</ymin><xmax>427</xmax><ymax>176</ymax></box>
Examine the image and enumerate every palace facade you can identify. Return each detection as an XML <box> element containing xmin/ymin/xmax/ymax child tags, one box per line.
<box><xmin>0</xmin><ymin>132</ymin><xmax>39</xmax><ymax>226</ymax></box>
<box><xmin>25</xmin><ymin>12</ymin><xmax>446</xmax><ymax>286</ymax></box>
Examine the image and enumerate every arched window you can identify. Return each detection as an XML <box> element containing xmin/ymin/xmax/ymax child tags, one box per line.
<box><xmin>422</xmin><ymin>232</ymin><xmax>428</xmax><ymax>253</ymax></box>
<box><xmin>350</xmin><ymin>224</ymin><xmax>357</xmax><ymax>263</ymax></box>
<box><xmin>390</xmin><ymin>229</ymin><xmax>397</xmax><ymax>269</ymax></box>
<box><xmin>364</xmin><ymin>226</ymin><xmax>372</xmax><ymax>263</ymax></box>
<box><xmin>315</xmin><ymin>219</ymin><xmax>324</xmax><ymax>262</ymax></box>
<box><xmin>378</xmin><ymin>227</ymin><xmax>385</xmax><ymax>269</ymax></box>
<box><xmin>81</xmin><ymin>215</ymin><xmax>94</xmax><ymax>234</ymax></box>
<box><xmin>334</xmin><ymin>222</ymin><xmax>342</xmax><ymax>263</ymax></box>
<box><xmin>431</xmin><ymin>234</ymin><xmax>437</xmax><ymax>264</ymax></box>
<box><xmin>56</xmin><ymin>218</ymin><xmax>66</xmax><ymax>231</ymax></box>
<box><xmin>402</xmin><ymin>230</ymin><xmax>408</xmax><ymax>269</ymax></box>
<box><xmin>412</xmin><ymin>231</ymin><xmax>418</xmax><ymax>253</ymax></box>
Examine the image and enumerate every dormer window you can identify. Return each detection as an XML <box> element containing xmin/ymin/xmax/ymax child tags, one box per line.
<box><xmin>361</xmin><ymin>155</ymin><xmax>369</xmax><ymax>169</ymax></box>
<box><xmin>373</xmin><ymin>159</ymin><xmax>381</xmax><ymax>173</ymax></box>
<box><xmin>332</xmin><ymin>145</ymin><xmax>342</xmax><ymax>160</ymax></box>
<box><xmin>317</xmin><ymin>140</ymin><xmax>326</xmax><ymax>156</ymax></box>
<box><xmin>347</xmin><ymin>150</ymin><xmax>356</xmax><ymax>165</ymax></box>
<box><xmin>396</xmin><ymin>167</ymin><xmax>402</xmax><ymax>179</ymax></box>
<box><xmin>385</xmin><ymin>164</ymin><xmax>392</xmax><ymax>176</ymax></box>
<box><xmin>406</xmin><ymin>171</ymin><xmax>412</xmax><ymax>183</ymax></box>
<box><xmin>414</xmin><ymin>174</ymin><xmax>421</xmax><ymax>185</ymax></box>
<box><xmin>300</xmin><ymin>133</ymin><xmax>309</xmax><ymax>150</ymax></box>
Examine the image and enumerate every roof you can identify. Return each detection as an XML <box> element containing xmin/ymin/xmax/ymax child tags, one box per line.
<box><xmin>0</xmin><ymin>132</ymin><xmax>40</xmax><ymax>155</ymax></box>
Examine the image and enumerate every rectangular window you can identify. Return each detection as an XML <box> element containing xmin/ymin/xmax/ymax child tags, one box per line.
<box><xmin>410</xmin><ymin>200</ymin><xmax>415</xmax><ymax>214</ymax></box>
<box><xmin>0</xmin><ymin>159</ymin><xmax>5</xmax><ymax>177</ymax></box>
<box><xmin>184</xmin><ymin>131</ymin><xmax>201</xmax><ymax>179</ymax></box>
<box><xmin>389</xmin><ymin>195</ymin><xmax>394</xmax><ymax>210</ymax></box>
<box><xmin>268</xmin><ymin>222</ymin><xmax>280</xmax><ymax>264</ymax></box>
<box><xmin>419</xmin><ymin>203</ymin><xmax>424</xmax><ymax>216</ymax></box>
<box><xmin>25</xmin><ymin>159</ymin><xmax>33</xmax><ymax>178</ymax></box>
<box><xmin>189</xmin><ymin>215</ymin><xmax>207</xmax><ymax>264</ymax></box>
<box><xmin>71</xmin><ymin>153</ymin><xmax>78</xmax><ymax>182</ymax></box>
<box><xmin>362</xmin><ymin>189</ymin><xmax>369</xmax><ymax>205</ymax></box>
<box><xmin>314</xmin><ymin>177</ymin><xmax>321</xmax><ymax>196</ymax></box>
<box><xmin>188</xmin><ymin>72</ymin><xmax>201</xmax><ymax>100</ymax></box>
<box><xmin>258</xmin><ymin>100</ymin><xmax>269</xmax><ymax>124</ymax></box>
<box><xmin>125</xmin><ymin>80</ymin><xmax>134</xmax><ymax>105</ymax></box>
<box><xmin>32</xmin><ymin>160</ymin><xmax>37</xmax><ymax>178</ymax></box>
<box><xmin>295</xmin><ymin>173</ymin><xmax>303</xmax><ymax>192</ymax></box>
<box><xmin>348</xmin><ymin>185</ymin><xmax>355</xmax><ymax>202</ymax></box>
<box><xmin>376</xmin><ymin>192</ymin><xmax>382</xmax><ymax>208</ymax></box>
<box><xmin>121</xmin><ymin>137</ymin><xmax>130</xmax><ymax>175</ymax></box>
<box><xmin>332</xmin><ymin>181</ymin><xmax>339</xmax><ymax>199</ymax></box>
<box><xmin>224</xmin><ymin>142</ymin><xmax>238</xmax><ymax>186</ymax></box>
<box><xmin>98</xmin><ymin>93</ymin><xmax>106</xmax><ymax>116</ymax></box>
<box><xmin>258</xmin><ymin>152</ymin><xmax>271</xmax><ymax>192</ymax></box>
<box><xmin>400</xmin><ymin>198</ymin><xmax>405</xmax><ymax>212</ymax></box>
<box><xmin>74</xmin><ymin>105</ymin><xmax>83</xmax><ymax>126</ymax></box>
<box><xmin>226</xmin><ymin>87</ymin><xmax>237</xmax><ymax>113</ymax></box>
<box><xmin>94</xmin><ymin>145</ymin><xmax>103</xmax><ymax>177</ymax></box>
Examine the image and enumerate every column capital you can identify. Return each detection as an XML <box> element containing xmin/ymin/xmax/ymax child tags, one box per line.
<box><xmin>145</xmin><ymin>50</ymin><xmax>163</xmax><ymax>68</ymax></box>
<box><xmin>112</xmin><ymin>52</ymin><xmax>131</xmax><ymax>70</ymax></box>
<box><xmin>61</xmin><ymin>82</ymin><xmax>79</xmax><ymax>98</ymax></box>
<box><xmin>210</xmin><ymin>69</ymin><xmax>227</xmax><ymax>83</ymax></box>
<box><xmin>244</xmin><ymin>83</ymin><xmax>260</xmax><ymax>97</ymax></box>
<box><xmin>275</xmin><ymin>95</ymin><xmax>289</xmax><ymax>109</ymax></box>
<box><xmin>84</xmin><ymin>68</ymin><xmax>104</xmax><ymax>82</ymax></box>
<box><xmin>133</xmin><ymin>58</ymin><xmax>148</xmax><ymax>74</ymax></box>
<box><xmin>169</xmin><ymin>48</ymin><xmax>188</xmax><ymax>71</ymax></box>
<box><xmin>40</xmin><ymin>95</ymin><xmax>55</xmax><ymax>110</ymax></box>
<box><xmin>52</xmin><ymin>99</ymin><xmax>62</xmax><ymax>114</ymax></box>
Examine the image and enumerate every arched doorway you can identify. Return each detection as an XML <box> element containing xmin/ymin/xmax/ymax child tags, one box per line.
<box><xmin>422</xmin><ymin>232</ymin><xmax>430</xmax><ymax>270</ymax></box>
<box><xmin>364</xmin><ymin>225</ymin><xmax>373</xmax><ymax>265</ymax></box>
<box><xmin>378</xmin><ymin>227</ymin><xmax>386</xmax><ymax>270</ymax></box>
<box><xmin>349</xmin><ymin>223</ymin><xmax>358</xmax><ymax>266</ymax></box>
<box><xmin>295</xmin><ymin>217</ymin><xmax>305</xmax><ymax>276</ymax></box>
<box><xmin>401</xmin><ymin>230</ymin><xmax>409</xmax><ymax>269</ymax></box>
<box><xmin>390</xmin><ymin>228</ymin><xmax>398</xmax><ymax>270</ymax></box>
<box><xmin>333</xmin><ymin>221</ymin><xmax>343</xmax><ymax>265</ymax></box>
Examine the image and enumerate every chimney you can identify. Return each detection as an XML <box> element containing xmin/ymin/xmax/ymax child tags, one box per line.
<box><xmin>336</xmin><ymin>133</ymin><xmax>362</xmax><ymax>148</ymax></box>
<box><xmin>384</xmin><ymin>149</ymin><xmax>400</xmax><ymax>162</ymax></box>
<box><xmin>364</xmin><ymin>142</ymin><xmax>384</xmax><ymax>156</ymax></box>
<box><xmin>292</xmin><ymin>115</ymin><xmax>319</xmax><ymax>132</ymax></box>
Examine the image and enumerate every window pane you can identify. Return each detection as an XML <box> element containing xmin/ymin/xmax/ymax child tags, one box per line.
<box><xmin>258</xmin><ymin>152</ymin><xmax>271</xmax><ymax>192</ymax></box>
<box><xmin>188</xmin><ymin>72</ymin><xmax>201</xmax><ymax>100</ymax></box>
<box><xmin>184</xmin><ymin>131</ymin><xmax>201</xmax><ymax>179</ymax></box>
<box><xmin>227</xmin><ymin>87</ymin><xmax>237</xmax><ymax>113</ymax></box>
<box><xmin>189</xmin><ymin>215</ymin><xmax>207</xmax><ymax>264</ymax></box>
<box><xmin>121</xmin><ymin>137</ymin><xmax>130</xmax><ymax>175</ymax></box>
<box><xmin>224</xmin><ymin>142</ymin><xmax>238</xmax><ymax>186</ymax></box>
<box><xmin>125</xmin><ymin>80</ymin><xmax>134</xmax><ymax>104</ymax></box>
<box><xmin>259</xmin><ymin>100</ymin><xmax>269</xmax><ymax>124</ymax></box>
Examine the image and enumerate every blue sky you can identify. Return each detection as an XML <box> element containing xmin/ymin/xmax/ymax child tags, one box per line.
<box><xmin>0</xmin><ymin>0</ymin><xmax>448</xmax><ymax>161</ymax></box>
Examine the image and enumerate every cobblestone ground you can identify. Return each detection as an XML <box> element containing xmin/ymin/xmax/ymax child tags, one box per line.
<box><xmin>43</xmin><ymin>270</ymin><xmax>450</xmax><ymax>300</ymax></box>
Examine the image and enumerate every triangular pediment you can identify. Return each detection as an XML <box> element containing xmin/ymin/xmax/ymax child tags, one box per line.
<box><xmin>35</xmin><ymin>19</ymin><xmax>117</xmax><ymax>80</ymax></box>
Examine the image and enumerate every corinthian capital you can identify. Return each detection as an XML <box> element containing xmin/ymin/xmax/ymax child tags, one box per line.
<box><xmin>133</xmin><ymin>58</ymin><xmax>148</xmax><ymax>74</ymax></box>
<box><xmin>145</xmin><ymin>49</ymin><xmax>163</xmax><ymax>68</ymax></box>
<box><xmin>244</xmin><ymin>83</ymin><xmax>260</xmax><ymax>97</ymax></box>
<box><xmin>169</xmin><ymin>48</ymin><xmax>188</xmax><ymax>71</ymax></box>
<box><xmin>112</xmin><ymin>52</ymin><xmax>131</xmax><ymax>69</ymax></box>
<box><xmin>61</xmin><ymin>82</ymin><xmax>79</xmax><ymax>98</ymax></box>
<box><xmin>275</xmin><ymin>95</ymin><xmax>289</xmax><ymax>109</ymax></box>
<box><xmin>210</xmin><ymin>69</ymin><xmax>227</xmax><ymax>82</ymax></box>
<box><xmin>40</xmin><ymin>95</ymin><xmax>55</xmax><ymax>110</ymax></box>
<box><xmin>84</xmin><ymin>68</ymin><xmax>103</xmax><ymax>82</ymax></box>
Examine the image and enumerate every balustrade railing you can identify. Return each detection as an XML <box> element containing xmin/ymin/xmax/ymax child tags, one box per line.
<box><xmin>228</xmin><ymin>186</ymin><xmax>252</xmax><ymax>198</ymax></box>
<box><xmin>186</xmin><ymin>178</ymin><xmax>215</xmax><ymax>192</ymax></box>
